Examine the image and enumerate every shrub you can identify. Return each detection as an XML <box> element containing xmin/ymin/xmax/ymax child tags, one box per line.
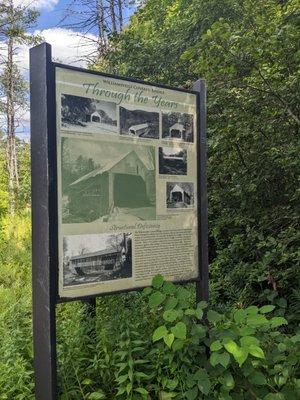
<box><xmin>134</xmin><ymin>275</ymin><xmax>300</xmax><ymax>400</ymax></box>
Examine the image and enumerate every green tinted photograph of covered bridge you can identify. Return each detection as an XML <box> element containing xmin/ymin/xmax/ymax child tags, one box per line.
<box><xmin>61</xmin><ymin>138</ymin><xmax>156</xmax><ymax>223</ymax></box>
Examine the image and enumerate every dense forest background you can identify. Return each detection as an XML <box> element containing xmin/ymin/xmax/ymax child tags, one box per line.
<box><xmin>0</xmin><ymin>0</ymin><xmax>299</xmax><ymax>398</ymax></box>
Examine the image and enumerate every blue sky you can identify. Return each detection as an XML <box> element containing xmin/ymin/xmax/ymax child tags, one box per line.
<box><xmin>7</xmin><ymin>0</ymin><xmax>136</xmax><ymax>139</ymax></box>
<box><xmin>35</xmin><ymin>0</ymin><xmax>135</xmax><ymax>34</ymax></box>
<box><xmin>37</xmin><ymin>0</ymin><xmax>72</xmax><ymax>31</ymax></box>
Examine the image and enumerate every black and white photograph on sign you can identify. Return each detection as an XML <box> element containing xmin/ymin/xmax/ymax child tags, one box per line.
<box><xmin>63</xmin><ymin>233</ymin><xmax>132</xmax><ymax>286</ymax></box>
<box><xmin>61</xmin><ymin>138</ymin><xmax>156</xmax><ymax>223</ymax></box>
<box><xmin>162</xmin><ymin>112</ymin><xmax>194</xmax><ymax>143</ymax></box>
<box><xmin>159</xmin><ymin>146</ymin><xmax>187</xmax><ymax>175</ymax></box>
<box><xmin>166</xmin><ymin>182</ymin><xmax>194</xmax><ymax>209</ymax></box>
<box><xmin>61</xmin><ymin>94</ymin><xmax>117</xmax><ymax>134</ymax></box>
<box><xmin>119</xmin><ymin>106</ymin><xmax>159</xmax><ymax>139</ymax></box>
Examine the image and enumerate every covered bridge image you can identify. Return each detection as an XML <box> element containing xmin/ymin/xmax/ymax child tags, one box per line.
<box><xmin>168</xmin><ymin>123</ymin><xmax>186</xmax><ymax>140</ymax></box>
<box><xmin>128</xmin><ymin>123</ymin><xmax>150</xmax><ymax>137</ymax></box>
<box><xmin>67</xmin><ymin>150</ymin><xmax>156</xmax><ymax>222</ymax></box>
<box><xmin>162</xmin><ymin>112</ymin><xmax>194</xmax><ymax>143</ymax></box>
<box><xmin>63</xmin><ymin>233</ymin><xmax>132</xmax><ymax>286</ymax></box>
<box><xmin>86</xmin><ymin>110</ymin><xmax>103</xmax><ymax>123</ymax></box>
<box><xmin>166</xmin><ymin>182</ymin><xmax>194</xmax><ymax>208</ymax></box>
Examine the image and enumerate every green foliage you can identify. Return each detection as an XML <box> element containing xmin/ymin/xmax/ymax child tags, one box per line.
<box><xmin>0</xmin><ymin>209</ymin><xmax>299</xmax><ymax>400</ymax></box>
<box><xmin>0</xmin><ymin>141</ymin><xmax>9</xmax><ymax>216</ymax></box>
<box><xmin>0</xmin><ymin>140</ymin><xmax>31</xmax><ymax>215</ymax></box>
<box><xmin>0</xmin><ymin>211</ymin><xmax>33</xmax><ymax>399</ymax></box>
<box><xmin>1</xmin><ymin>0</ymin><xmax>300</xmax><ymax>398</ymax></box>
<box><xmin>98</xmin><ymin>0</ymin><xmax>300</xmax><ymax>320</ymax></box>
<box><xmin>142</xmin><ymin>275</ymin><xmax>299</xmax><ymax>399</ymax></box>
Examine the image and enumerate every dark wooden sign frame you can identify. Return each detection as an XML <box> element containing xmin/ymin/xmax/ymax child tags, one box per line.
<box><xmin>30</xmin><ymin>42</ymin><xmax>208</xmax><ymax>400</ymax></box>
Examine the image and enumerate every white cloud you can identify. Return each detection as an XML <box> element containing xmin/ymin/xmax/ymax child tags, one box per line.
<box><xmin>1</xmin><ymin>27</ymin><xmax>98</xmax><ymax>138</ymax></box>
<box><xmin>37</xmin><ymin>28</ymin><xmax>98</xmax><ymax>66</ymax></box>
<box><xmin>15</xmin><ymin>28</ymin><xmax>98</xmax><ymax>75</ymax></box>
<box><xmin>13</xmin><ymin>0</ymin><xmax>59</xmax><ymax>11</ymax></box>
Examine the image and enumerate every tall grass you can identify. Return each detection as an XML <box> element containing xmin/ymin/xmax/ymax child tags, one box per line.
<box><xmin>0</xmin><ymin>211</ymin><xmax>152</xmax><ymax>399</ymax></box>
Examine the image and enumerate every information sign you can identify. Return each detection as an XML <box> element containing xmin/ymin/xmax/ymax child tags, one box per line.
<box><xmin>30</xmin><ymin>42</ymin><xmax>207</xmax><ymax>400</ymax></box>
<box><xmin>56</xmin><ymin>67</ymin><xmax>199</xmax><ymax>298</ymax></box>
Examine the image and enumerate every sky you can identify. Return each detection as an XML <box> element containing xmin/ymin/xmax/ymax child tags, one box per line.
<box><xmin>1</xmin><ymin>0</ymin><xmax>136</xmax><ymax>140</ymax></box>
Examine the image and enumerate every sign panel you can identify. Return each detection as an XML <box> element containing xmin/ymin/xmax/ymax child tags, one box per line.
<box><xmin>56</xmin><ymin>67</ymin><xmax>199</xmax><ymax>298</ymax></box>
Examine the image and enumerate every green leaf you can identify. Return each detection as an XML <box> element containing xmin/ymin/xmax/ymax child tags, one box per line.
<box><xmin>239</xmin><ymin>326</ymin><xmax>255</xmax><ymax>336</ymax></box>
<box><xmin>116</xmin><ymin>374</ymin><xmax>128</xmax><ymax>384</ymax></box>
<box><xmin>195</xmin><ymin>307</ymin><xmax>204</xmax><ymax>320</ymax></box>
<box><xmin>240</xmin><ymin>336</ymin><xmax>260</xmax><ymax>348</ymax></box>
<box><xmin>116</xmin><ymin>387</ymin><xmax>126</xmax><ymax>396</ymax></box>
<box><xmin>165</xmin><ymin>378</ymin><xmax>178</xmax><ymax>390</ymax></box>
<box><xmin>263</xmin><ymin>393</ymin><xmax>285</xmax><ymax>400</ymax></box>
<box><xmin>135</xmin><ymin>387</ymin><xmax>149</xmax><ymax>395</ymax></box>
<box><xmin>160</xmin><ymin>391</ymin><xmax>178</xmax><ymax>399</ymax></box>
<box><xmin>270</xmin><ymin>317</ymin><xmax>288</xmax><ymax>328</ymax></box>
<box><xmin>152</xmin><ymin>325</ymin><xmax>168</xmax><ymax>342</ymax></box>
<box><xmin>171</xmin><ymin>322</ymin><xmax>187</xmax><ymax>339</ymax></box>
<box><xmin>223</xmin><ymin>340</ymin><xmax>238</xmax><ymax>355</ymax></box>
<box><xmin>235</xmin><ymin>348</ymin><xmax>248</xmax><ymax>366</ymax></box>
<box><xmin>249</xmin><ymin>371</ymin><xmax>267</xmax><ymax>386</ymax></box>
<box><xmin>207</xmin><ymin>310</ymin><xmax>223</xmax><ymax>323</ymax></box>
<box><xmin>152</xmin><ymin>274</ymin><xmax>164</xmax><ymax>289</ymax></box>
<box><xmin>172</xmin><ymin>338</ymin><xmax>185</xmax><ymax>351</ymax></box>
<box><xmin>88</xmin><ymin>393</ymin><xmax>106</xmax><ymax>400</ymax></box>
<box><xmin>82</xmin><ymin>378</ymin><xmax>93</xmax><ymax>385</ymax></box>
<box><xmin>278</xmin><ymin>343</ymin><xmax>286</xmax><ymax>352</ymax></box>
<box><xmin>185</xmin><ymin>308</ymin><xmax>196</xmax><ymax>316</ymax></box>
<box><xmin>164</xmin><ymin>297</ymin><xmax>178</xmax><ymax>310</ymax></box>
<box><xmin>210</xmin><ymin>352</ymin><xmax>219</xmax><ymax>367</ymax></box>
<box><xmin>163</xmin><ymin>281</ymin><xmax>176</xmax><ymax>294</ymax></box>
<box><xmin>219</xmin><ymin>371</ymin><xmax>235</xmax><ymax>390</ymax></box>
<box><xmin>198</xmin><ymin>300</ymin><xmax>208</xmax><ymax>309</ymax></box>
<box><xmin>194</xmin><ymin>369</ymin><xmax>211</xmax><ymax>395</ymax></box>
<box><xmin>163</xmin><ymin>333</ymin><xmax>175</xmax><ymax>348</ymax></box>
<box><xmin>276</xmin><ymin>298</ymin><xmax>287</xmax><ymax>308</ymax></box>
<box><xmin>185</xmin><ymin>386</ymin><xmax>198</xmax><ymax>400</ymax></box>
<box><xmin>247</xmin><ymin>314</ymin><xmax>268</xmax><ymax>326</ymax></box>
<box><xmin>248</xmin><ymin>345</ymin><xmax>265</xmax><ymax>359</ymax></box>
<box><xmin>163</xmin><ymin>309</ymin><xmax>179</xmax><ymax>322</ymax></box>
<box><xmin>260</xmin><ymin>305</ymin><xmax>275</xmax><ymax>314</ymax></box>
<box><xmin>142</xmin><ymin>287</ymin><xmax>152</xmax><ymax>296</ymax></box>
<box><xmin>176</xmin><ymin>290</ymin><xmax>190</xmax><ymax>309</ymax></box>
<box><xmin>177</xmin><ymin>286</ymin><xmax>190</xmax><ymax>301</ymax></box>
<box><xmin>210</xmin><ymin>352</ymin><xmax>230</xmax><ymax>368</ymax></box>
<box><xmin>291</xmin><ymin>334</ymin><xmax>300</xmax><ymax>343</ymax></box>
<box><xmin>126</xmin><ymin>382</ymin><xmax>132</xmax><ymax>395</ymax></box>
<box><xmin>246</xmin><ymin>306</ymin><xmax>259</xmax><ymax>315</ymax></box>
<box><xmin>234</xmin><ymin>309</ymin><xmax>247</xmax><ymax>324</ymax></box>
<box><xmin>149</xmin><ymin>291</ymin><xmax>166</xmax><ymax>308</ymax></box>
<box><xmin>210</xmin><ymin>340</ymin><xmax>223</xmax><ymax>351</ymax></box>
<box><xmin>192</xmin><ymin>324</ymin><xmax>207</xmax><ymax>339</ymax></box>
<box><xmin>224</xmin><ymin>340</ymin><xmax>248</xmax><ymax>366</ymax></box>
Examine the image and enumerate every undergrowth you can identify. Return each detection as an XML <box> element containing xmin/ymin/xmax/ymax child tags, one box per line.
<box><xmin>0</xmin><ymin>213</ymin><xmax>299</xmax><ymax>399</ymax></box>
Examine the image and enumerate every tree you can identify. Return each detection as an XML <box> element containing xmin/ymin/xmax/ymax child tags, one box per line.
<box><xmin>98</xmin><ymin>0</ymin><xmax>300</xmax><ymax>311</ymax></box>
<box><xmin>61</xmin><ymin>0</ymin><xmax>127</xmax><ymax>60</ymax></box>
<box><xmin>0</xmin><ymin>0</ymin><xmax>39</xmax><ymax>213</ymax></box>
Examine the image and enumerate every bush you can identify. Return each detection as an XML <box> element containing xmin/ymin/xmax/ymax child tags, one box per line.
<box><xmin>0</xmin><ymin>212</ymin><xmax>298</xmax><ymax>399</ymax></box>
<box><xmin>63</xmin><ymin>276</ymin><xmax>299</xmax><ymax>400</ymax></box>
<box><xmin>137</xmin><ymin>275</ymin><xmax>300</xmax><ymax>400</ymax></box>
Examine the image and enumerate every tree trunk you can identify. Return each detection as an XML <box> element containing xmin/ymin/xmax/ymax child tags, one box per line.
<box><xmin>110</xmin><ymin>0</ymin><xmax>117</xmax><ymax>33</ymax></box>
<box><xmin>96</xmin><ymin>0</ymin><xmax>105</xmax><ymax>39</ymax></box>
<box><xmin>96</xmin><ymin>0</ymin><xmax>108</xmax><ymax>53</ymax></box>
<box><xmin>6</xmin><ymin>29</ymin><xmax>19</xmax><ymax>214</ymax></box>
<box><xmin>117</xmin><ymin>0</ymin><xmax>123</xmax><ymax>31</ymax></box>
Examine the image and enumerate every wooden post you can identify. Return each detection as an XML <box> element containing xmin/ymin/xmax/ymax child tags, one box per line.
<box><xmin>30</xmin><ymin>42</ymin><xmax>58</xmax><ymax>400</ymax></box>
<box><xmin>193</xmin><ymin>79</ymin><xmax>209</xmax><ymax>303</ymax></box>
